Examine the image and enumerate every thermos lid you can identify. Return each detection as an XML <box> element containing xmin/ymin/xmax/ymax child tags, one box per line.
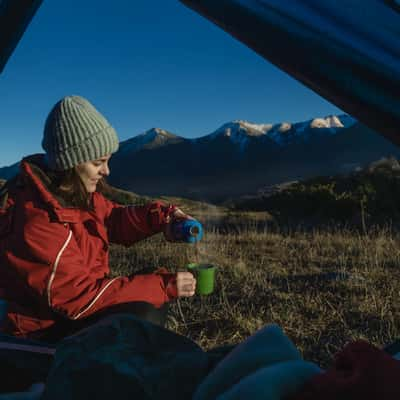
<box><xmin>185</xmin><ymin>220</ymin><xmax>203</xmax><ymax>243</ymax></box>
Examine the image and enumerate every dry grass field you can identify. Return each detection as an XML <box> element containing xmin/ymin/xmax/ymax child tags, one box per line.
<box><xmin>109</xmin><ymin>209</ymin><xmax>400</xmax><ymax>368</ymax></box>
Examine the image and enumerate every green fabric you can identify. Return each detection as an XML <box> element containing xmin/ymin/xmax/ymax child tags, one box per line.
<box><xmin>42</xmin><ymin>314</ymin><xmax>216</xmax><ymax>400</ymax></box>
<box><xmin>42</xmin><ymin>96</ymin><xmax>119</xmax><ymax>170</ymax></box>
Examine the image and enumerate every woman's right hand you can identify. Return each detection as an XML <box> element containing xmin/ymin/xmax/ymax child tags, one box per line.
<box><xmin>164</xmin><ymin>207</ymin><xmax>195</xmax><ymax>242</ymax></box>
<box><xmin>176</xmin><ymin>271</ymin><xmax>196</xmax><ymax>297</ymax></box>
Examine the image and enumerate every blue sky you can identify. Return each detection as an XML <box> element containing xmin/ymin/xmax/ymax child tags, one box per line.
<box><xmin>0</xmin><ymin>0</ymin><xmax>343</xmax><ymax>167</ymax></box>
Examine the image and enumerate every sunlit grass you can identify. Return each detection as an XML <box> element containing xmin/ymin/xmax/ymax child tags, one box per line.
<box><xmin>109</xmin><ymin>212</ymin><xmax>400</xmax><ymax>368</ymax></box>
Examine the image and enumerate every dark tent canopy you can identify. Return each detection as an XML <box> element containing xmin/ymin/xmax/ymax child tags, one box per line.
<box><xmin>180</xmin><ymin>0</ymin><xmax>400</xmax><ymax>146</ymax></box>
<box><xmin>0</xmin><ymin>0</ymin><xmax>43</xmax><ymax>73</ymax></box>
<box><xmin>1</xmin><ymin>0</ymin><xmax>399</xmax><ymax>145</ymax></box>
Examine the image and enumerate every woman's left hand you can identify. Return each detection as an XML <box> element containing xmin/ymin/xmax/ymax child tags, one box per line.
<box><xmin>176</xmin><ymin>271</ymin><xmax>196</xmax><ymax>297</ymax></box>
<box><xmin>164</xmin><ymin>207</ymin><xmax>194</xmax><ymax>241</ymax></box>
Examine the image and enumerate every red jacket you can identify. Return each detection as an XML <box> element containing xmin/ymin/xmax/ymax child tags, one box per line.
<box><xmin>0</xmin><ymin>155</ymin><xmax>178</xmax><ymax>338</ymax></box>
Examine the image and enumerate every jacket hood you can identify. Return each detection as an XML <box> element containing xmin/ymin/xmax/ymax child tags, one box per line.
<box><xmin>19</xmin><ymin>154</ymin><xmax>85</xmax><ymax>223</ymax></box>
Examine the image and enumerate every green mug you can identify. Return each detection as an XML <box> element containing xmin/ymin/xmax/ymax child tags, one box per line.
<box><xmin>187</xmin><ymin>263</ymin><xmax>216</xmax><ymax>295</ymax></box>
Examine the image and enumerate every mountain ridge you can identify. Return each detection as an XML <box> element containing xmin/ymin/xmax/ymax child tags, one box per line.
<box><xmin>0</xmin><ymin>113</ymin><xmax>356</xmax><ymax>169</ymax></box>
<box><xmin>1</xmin><ymin>114</ymin><xmax>399</xmax><ymax>203</ymax></box>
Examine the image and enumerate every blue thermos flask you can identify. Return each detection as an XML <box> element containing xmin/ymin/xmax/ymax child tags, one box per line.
<box><xmin>171</xmin><ymin>219</ymin><xmax>203</xmax><ymax>243</ymax></box>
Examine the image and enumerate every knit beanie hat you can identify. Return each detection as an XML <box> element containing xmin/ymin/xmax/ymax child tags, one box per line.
<box><xmin>42</xmin><ymin>95</ymin><xmax>119</xmax><ymax>170</ymax></box>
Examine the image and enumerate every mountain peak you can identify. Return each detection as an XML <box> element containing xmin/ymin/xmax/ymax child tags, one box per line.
<box><xmin>207</xmin><ymin>120</ymin><xmax>273</xmax><ymax>150</ymax></box>
<box><xmin>275</xmin><ymin>122</ymin><xmax>292</xmax><ymax>133</ymax></box>
<box><xmin>146</xmin><ymin>127</ymin><xmax>177</xmax><ymax>138</ymax></box>
<box><xmin>310</xmin><ymin>116</ymin><xmax>343</xmax><ymax>128</ymax></box>
<box><xmin>119</xmin><ymin>127</ymin><xmax>182</xmax><ymax>154</ymax></box>
<box><xmin>233</xmin><ymin>120</ymin><xmax>273</xmax><ymax>135</ymax></box>
<box><xmin>211</xmin><ymin>120</ymin><xmax>271</xmax><ymax>137</ymax></box>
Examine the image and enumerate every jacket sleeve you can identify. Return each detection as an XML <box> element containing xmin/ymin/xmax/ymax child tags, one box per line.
<box><xmin>21</xmin><ymin>214</ymin><xmax>178</xmax><ymax>320</ymax></box>
<box><xmin>100</xmin><ymin>195</ymin><xmax>176</xmax><ymax>245</ymax></box>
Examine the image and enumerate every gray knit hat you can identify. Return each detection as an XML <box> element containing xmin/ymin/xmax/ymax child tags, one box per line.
<box><xmin>42</xmin><ymin>95</ymin><xmax>119</xmax><ymax>170</ymax></box>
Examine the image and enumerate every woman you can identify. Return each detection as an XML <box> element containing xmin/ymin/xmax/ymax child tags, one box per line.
<box><xmin>0</xmin><ymin>95</ymin><xmax>196</xmax><ymax>342</ymax></box>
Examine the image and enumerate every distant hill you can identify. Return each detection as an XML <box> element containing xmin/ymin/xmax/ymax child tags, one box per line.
<box><xmin>231</xmin><ymin>156</ymin><xmax>400</xmax><ymax>226</ymax></box>
<box><xmin>0</xmin><ymin>163</ymin><xmax>19</xmax><ymax>181</ymax></box>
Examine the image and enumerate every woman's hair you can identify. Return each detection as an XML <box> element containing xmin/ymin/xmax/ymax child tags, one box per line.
<box><xmin>48</xmin><ymin>168</ymin><xmax>111</xmax><ymax>210</ymax></box>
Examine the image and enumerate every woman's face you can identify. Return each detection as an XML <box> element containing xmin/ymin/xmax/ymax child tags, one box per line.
<box><xmin>75</xmin><ymin>154</ymin><xmax>111</xmax><ymax>193</ymax></box>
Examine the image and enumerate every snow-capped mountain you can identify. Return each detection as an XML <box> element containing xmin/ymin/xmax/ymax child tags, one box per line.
<box><xmin>197</xmin><ymin>120</ymin><xmax>272</xmax><ymax>151</ymax></box>
<box><xmin>119</xmin><ymin>114</ymin><xmax>354</xmax><ymax>155</ymax></box>
<box><xmin>105</xmin><ymin>114</ymin><xmax>400</xmax><ymax>202</ymax></box>
<box><xmin>209</xmin><ymin>120</ymin><xmax>272</xmax><ymax>139</ymax></box>
<box><xmin>1</xmin><ymin>114</ymin><xmax>398</xmax><ymax>203</ymax></box>
<box><xmin>119</xmin><ymin>128</ymin><xmax>184</xmax><ymax>153</ymax></box>
<box><xmin>203</xmin><ymin>114</ymin><xmax>357</xmax><ymax>149</ymax></box>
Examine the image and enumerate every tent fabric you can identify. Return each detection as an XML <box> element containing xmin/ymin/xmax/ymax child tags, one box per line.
<box><xmin>2</xmin><ymin>0</ymin><xmax>399</xmax><ymax>143</ymax></box>
<box><xmin>0</xmin><ymin>0</ymin><xmax>43</xmax><ymax>73</ymax></box>
<box><xmin>180</xmin><ymin>0</ymin><xmax>400</xmax><ymax>146</ymax></box>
